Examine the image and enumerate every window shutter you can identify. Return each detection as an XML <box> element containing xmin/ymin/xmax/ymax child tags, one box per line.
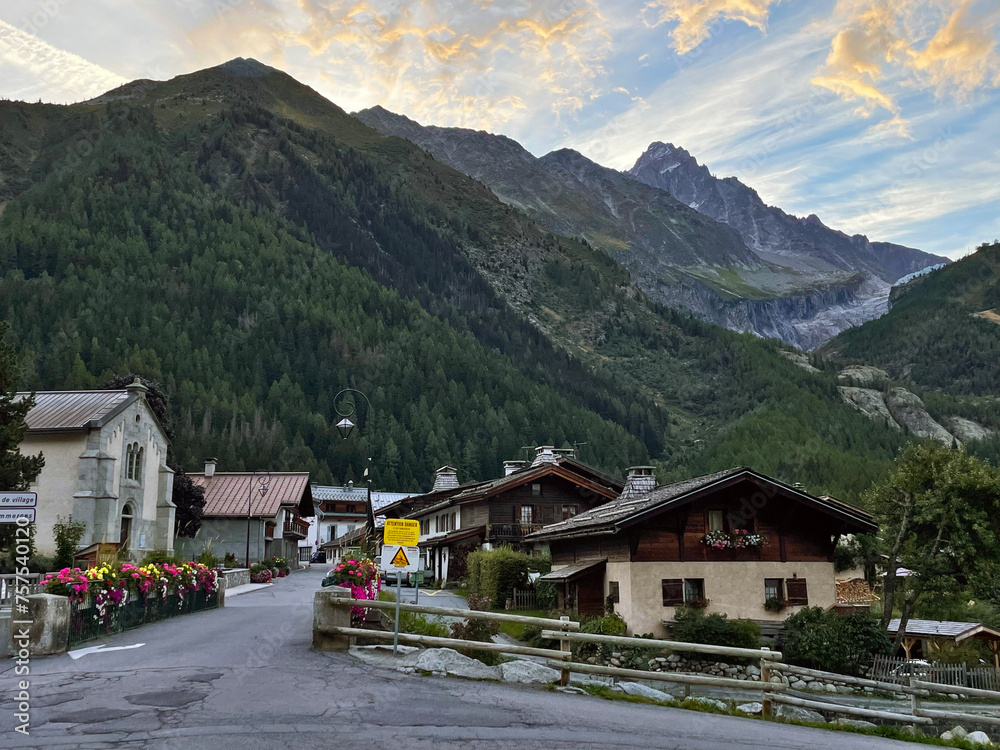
<box><xmin>661</xmin><ymin>579</ymin><xmax>684</xmax><ymax>606</ymax></box>
<box><xmin>785</xmin><ymin>578</ymin><xmax>808</xmax><ymax>606</ymax></box>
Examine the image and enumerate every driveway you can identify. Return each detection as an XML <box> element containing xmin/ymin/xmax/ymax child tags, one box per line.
<box><xmin>0</xmin><ymin>568</ymin><xmax>926</xmax><ymax>749</ymax></box>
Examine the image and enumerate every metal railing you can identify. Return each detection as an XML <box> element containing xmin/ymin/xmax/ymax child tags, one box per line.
<box><xmin>69</xmin><ymin>587</ymin><xmax>219</xmax><ymax>647</ymax></box>
<box><xmin>0</xmin><ymin>574</ymin><xmax>42</xmax><ymax>609</ymax></box>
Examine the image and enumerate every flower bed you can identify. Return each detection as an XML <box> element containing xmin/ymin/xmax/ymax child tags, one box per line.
<box><xmin>43</xmin><ymin>562</ymin><xmax>219</xmax><ymax>646</ymax></box>
<box><xmin>701</xmin><ymin>529</ymin><xmax>767</xmax><ymax>549</ymax></box>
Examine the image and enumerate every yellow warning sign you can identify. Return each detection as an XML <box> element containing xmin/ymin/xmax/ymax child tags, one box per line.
<box><xmin>383</xmin><ymin>518</ymin><xmax>420</xmax><ymax>546</ymax></box>
<box><xmin>389</xmin><ymin>547</ymin><xmax>410</xmax><ymax>568</ymax></box>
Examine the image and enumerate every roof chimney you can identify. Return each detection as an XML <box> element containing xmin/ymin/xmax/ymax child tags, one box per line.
<box><xmin>432</xmin><ymin>466</ymin><xmax>459</xmax><ymax>492</ymax></box>
<box><xmin>531</xmin><ymin>446</ymin><xmax>557</xmax><ymax>467</ymax></box>
<box><xmin>126</xmin><ymin>377</ymin><xmax>148</xmax><ymax>395</ymax></box>
<box><xmin>347</xmin><ymin>480</ymin><xmax>353</xmax><ymax>490</ymax></box>
<box><xmin>620</xmin><ymin>466</ymin><xmax>656</xmax><ymax>501</ymax></box>
<box><xmin>503</xmin><ymin>460</ymin><xmax>526</xmax><ymax>477</ymax></box>
<box><xmin>204</xmin><ymin>458</ymin><xmax>217</xmax><ymax>478</ymax></box>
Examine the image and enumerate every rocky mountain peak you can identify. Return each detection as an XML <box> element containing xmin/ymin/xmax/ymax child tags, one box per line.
<box><xmin>216</xmin><ymin>57</ymin><xmax>278</xmax><ymax>78</ymax></box>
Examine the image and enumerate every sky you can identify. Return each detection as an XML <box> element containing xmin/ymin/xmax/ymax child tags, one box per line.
<box><xmin>0</xmin><ymin>0</ymin><xmax>998</xmax><ymax>260</ymax></box>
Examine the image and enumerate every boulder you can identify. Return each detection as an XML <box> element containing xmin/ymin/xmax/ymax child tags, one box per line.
<box><xmin>885</xmin><ymin>387</ymin><xmax>957</xmax><ymax>446</ymax></box>
<box><xmin>745</xmin><ymin>665</ymin><xmax>760</xmax><ymax>677</ymax></box>
<box><xmin>790</xmin><ymin>680</ymin><xmax>808</xmax><ymax>691</ymax></box>
<box><xmin>838</xmin><ymin>387</ymin><xmax>900</xmax><ymax>429</ymax></box>
<box><xmin>414</xmin><ymin>648</ymin><xmax>501</xmax><ymax>680</ymax></box>
<box><xmin>940</xmin><ymin>726</ymin><xmax>968</xmax><ymax>741</ymax></box>
<box><xmin>686</xmin><ymin>697</ymin><xmax>728</xmax><ymax>711</ymax></box>
<box><xmin>835</xmin><ymin>719</ymin><xmax>877</xmax><ymax>729</ymax></box>
<box><xmin>737</xmin><ymin>702</ymin><xmax>763</xmax><ymax>715</ymax></box>
<box><xmin>838</xmin><ymin>365</ymin><xmax>890</xmax><ymax>385</ymax></box>
<box><xmin>618</xmin><ymin>682</ymin><xmax>672</xmax><ymax>702</ymax></box>
<box><xmin>966</xmin><ymin>731</ymin><xmax>993</xmax><ymax>746</ymax></box>
<box><xmin>776</xmin><ymin>705</ymin><xmax>826</xmax><ymax>723</ymax></box>
<box><xmin>499</xmin><ymin>660</ymin><xmax>561</xmax><ymax>684</ymax></box>
<box><xmin>943</xmin><ymin>416</ymin><xmax>994</xmax><ymax>443</ymax></box>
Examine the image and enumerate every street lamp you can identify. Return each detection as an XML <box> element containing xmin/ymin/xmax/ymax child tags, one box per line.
<box><xmin>245</xmin><ymin>469</ymin><xmax>271</xmax><ymax>569</ymax></box>
<box><xmin>334</xmin><ymin>389</ymin><xmax>375</xmax><ymax>544</ymax></box>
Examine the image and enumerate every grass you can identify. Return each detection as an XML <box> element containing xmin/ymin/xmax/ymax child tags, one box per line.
<box><xmin>574</xmin><ymin>684</ymin><xmax>989</xmax><ymax>749</ymax></box>
<box><xmin>495</xmin><ymin>609</ymin><xmax>549</xmax><ymax>640</ymax></box>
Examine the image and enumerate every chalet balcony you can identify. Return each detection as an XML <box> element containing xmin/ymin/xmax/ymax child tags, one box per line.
<box><xmin>264</xmin><ymin>522</ymin><xmax>276</xmax><ymax>540</ymax></box>
<box><xmin>488</xmin><ymin>523</ymin><xmax>545</xmax><ymax>542</ymax></box>
<box><xmin>283</xmin><ymin>518</ymin><xmax>309</xmax><ymax>538</ymax></box>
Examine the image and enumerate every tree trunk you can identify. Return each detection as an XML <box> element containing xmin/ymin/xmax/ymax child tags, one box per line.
<box><xmin>880</xmin><ymin>490</ymin><xmax>913</xmax><ymax>630</ymax></box>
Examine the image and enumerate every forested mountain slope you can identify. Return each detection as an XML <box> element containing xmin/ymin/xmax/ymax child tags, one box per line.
<box><xmin>0</xmin><ymin>59</ymin><xmax>922</xmax><ymax>499</ymax></box>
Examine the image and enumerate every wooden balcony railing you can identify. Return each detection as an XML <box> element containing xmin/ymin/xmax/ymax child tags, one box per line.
<box><xmin>283</xmin><ymin>518</ymin><xmax>309</xmax><ymax>538</ymax></box>
<box><xmin>488</xmin><ymin>523</ymin><xmax>545</xmax><ymax>541</ymax></box>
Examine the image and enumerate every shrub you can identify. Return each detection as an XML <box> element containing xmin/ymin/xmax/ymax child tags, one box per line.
<box><xmin>536</xmin><ymin>580</ymin><xmax>558</xmax><ymax>610</ymax></box>
<box><xmin>223</xmin><ymin>552</ymin><xmax>239</xmax><ymax>568</ymax></box>
<box><xmin>782</xmin><ymin>607</ymin><xmax>890</xmax><ymax>677</ymax></box>
<box><xmin>197</xmin><ymin>550</ymin><xmax>220</xmax><ymax>569</ymax></box>
<box><xmin>379</xmin><ymin>590</ymin><xmax>450</xmax><ymax>637</ymax></box>
<box><xmin>763</xmin><ymin>597</ymin><xmax>787</xmax><ymax>613</ymax></box>
<box><xmin>672</xmin><ymin>608</ymin><xmax>761</xmax><ymax>662</ymax></box>
<box><xmin>249</xmin><ymin>563</ymin><xmax>273</xmax><ymax>584</ymax></box>
<box><xmin>465</xmin><ymin>546</ymin><xmax>529</xmax><ymax>606</ymax></box>
<box><xmin>451</xmin><ymin>593</ymin><xmax>502</xmax><ymax>665</ymax></box>
<box><xmin>141</xmin><ymin>550</ymin><xmax>182</xmax><ymax>566</ymax></box>
<box><xmin>53</xmin><ymin>516</ymin><xmax>86</xmax><ymax>570</ymax></box>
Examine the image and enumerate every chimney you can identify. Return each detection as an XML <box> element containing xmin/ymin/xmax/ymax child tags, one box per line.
<box><xmin>204</xmin><ymin>458</ymin><xmax>217</xmax><ymax>478</ymax></box>
<box><xmin>620</xmin><ymin>466</ymin><xmax>656</xmax><ymax>501</ymax></box>
<box><xmin>126</xmin><ymin>376</ymin><xmax>148</xmax><ymax>395</ymax></box>
<box><xmin>531</xmin><ymin>446</ymin><xmax>557</xmax><ymax>467</ymax></box>
<box><xmin>347</xmin><ymin>480</ymin><xmax>353</xmax><ymax>490</ymax></box>
<box><xmin>432</xmin><ymin>466</ymin><xmax>459</xmax><ymax>492</ymax></box>
<box><xmin>503</xmin><ymin>460</ymin><xmax>526</xmax><ymax>477</ymax></box>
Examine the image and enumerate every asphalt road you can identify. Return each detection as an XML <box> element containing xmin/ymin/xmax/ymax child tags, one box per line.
<box><xmin>0</xmin><ymin>568</ymin><xmax>922</xmax><ymax>750</ymax></box>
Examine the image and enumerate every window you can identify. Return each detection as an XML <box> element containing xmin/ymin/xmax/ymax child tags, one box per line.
<box><xmin>785</xmin><ymin>578</ymin><xmax>808</xmax><ymax>606</ymax></box>
<box><xmin>662</xmin><ymin>578</ymin><xmax>705</xmax><ymax>606</ymax></box>
<box><xmin>764</xmin><ymin>578</ymin><xmax>784</xmax><ymax>601</ymax></box>
<box><xmin>520</xmin><ymin>506</ymin><xmax>534</xmax><ymax>524</ymax></box>
<box><xmin>608</xmin><ymin>581</ymin><xmax>620</xmax><ymax>604</ymax></box>
<box><xmin>683</xmin><ymin>578</ymin><xmax>705</xmax><ymax>603</ymax></box>
<box><xmin>708</xmin><ymin>510</ymin><xmax>725</xmax><ymax>532</ymax></box>
<box><xmin>531</xmin><ymin>483</ymin><xmax>542</xmax><ymax>497</ymax></box>
<box><xmin>561</xmin><ymin>505</ymin><xmax>578</xmax><ymax>520</ymax></box>
<box><xmin>450</xmin><ymin>512</ymin><xmax>457</xmax><ymax>531</ymax></box>
<box><xmin>125</xmin><ymin>442</ymin><xmax>144</xmax><ymax>483</ymax></box>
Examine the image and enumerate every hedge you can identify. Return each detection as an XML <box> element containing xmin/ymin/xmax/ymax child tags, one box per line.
<box><xmin>465</xmin><ymin>546</ymin><xmax>530</xmax><ymax>606</ymax></box>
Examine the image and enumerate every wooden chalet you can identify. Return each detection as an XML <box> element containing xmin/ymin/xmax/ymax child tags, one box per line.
<box><xmin>380</xmin><ymin>447</ymin><xmax>624</xmax><ymax>583</ymax></box>
<box><xmin>528</xmin><ymin>466</ymin><xmax>877</xmax><ymax>636</ymax></box>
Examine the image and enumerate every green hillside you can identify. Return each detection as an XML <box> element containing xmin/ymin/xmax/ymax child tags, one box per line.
<box><xmin>823</xmin><ymin>241</ymin><xmax>1000</xmax><ymax>396</ymax></box>
<box><xmin>0</xmin><ymin>62</ymin><xmax>917</xmax><ymax>499</ymax></box>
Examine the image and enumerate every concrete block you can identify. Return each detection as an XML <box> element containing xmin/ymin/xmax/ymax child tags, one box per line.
<box><xmin>23</xmin><ymin>594</ymin><xmax>70</xmax><ymax>656</ymax></box>
<box><xmin>312</xmin><ymin>587</ymin><xmax>352</xmax><ymax>651</ymax></box>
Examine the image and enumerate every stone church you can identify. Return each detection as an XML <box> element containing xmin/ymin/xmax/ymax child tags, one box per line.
<box><xmin>18</xmin><ymin>380</ymin><xmax>176</xmax><ymax>560</ymax></box>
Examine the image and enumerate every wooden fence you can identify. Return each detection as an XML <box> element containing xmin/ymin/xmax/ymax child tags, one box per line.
<box><xmin>970</xmin><ymin>667</ymin><xmax>1000</xmax><ymax>692</ymax></box>
<box><xmin>508</xmin><ymin>588</ymin><xmax>537</xmax><ymax>610</ymax></box>
<box><xmin>870</xmin><ymin>654</ymin><xmax>999</xmax><ymax>690</ymax></box>
<box><xmin>321</xmin><ymin>597</ymin><xmax>1000</xmax><ymax>729</ymax></box>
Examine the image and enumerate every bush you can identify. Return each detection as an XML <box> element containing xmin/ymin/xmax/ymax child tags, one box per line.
<box><xmin>197</xmin><ymin>550</ymin><xmax>220</xmax><ymax>569</ymax></box>
<box><xmin>451</xmin><ymin>593</ymin><xmax>502</xmax><ymax>665</ymax></box>
<box><xmin>141</xmin><ymin>550</ymin><xmax>182</xmax><ymax>566</ymax></box>
<box><xmin>671</xmin><ymin>608</ymin><xmax>761</xmax><ymax>662</ymax></box>
<box><xmin>535</xmin><ymin>580</ymin><xmax>558</xmax><ymax>610</ymax></box>
<box><xmin>223</xmin><ymin>552</ymin><xmax>239</xmax><ymax>568</ymax></box>
<box><xmin>465</xmin><ymin>546</ymin><xmax>529</xmax><ymax>607</ymax></box>
<box><xmin>782</xmin><ymin>607</ymin><xmax>890</xmax><ymax>677</ymax></box>
<box><xmin>53</xmin><ymin>516</ymin><xmax>86</xmax><ymax>570</ymax></box>
<box><xmin>249</xmin><ymin>563</ymin><xmax>273</xmax><ymax>584</ymax></box>
<box><xmin>379</xmin><ymin>590</ymin><xmax>450</xmax><ymax>637</ymax></box>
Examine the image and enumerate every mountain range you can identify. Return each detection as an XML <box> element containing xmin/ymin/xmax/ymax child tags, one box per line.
<box><xmin>356</xmin><ymin>109</ymin><xmax>945</xmax><ymax>350</ymax></box>
<box><xmin>0</xmin><ymin>58</ymin><xmax>991</xmax><ymax>503</ymax></box>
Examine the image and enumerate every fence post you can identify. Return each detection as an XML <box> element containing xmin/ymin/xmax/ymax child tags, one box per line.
<box><xmin>559</xmin><ymin>615</ymin><xmax>571</xmax><ymax>687</ymax></box>
<box><xmin>909</xmin><ymin>675</ymin><xmax>919</xmax><ymax>733</ymax></box>
<box><xmin>761</xmin><ymin>647</ymin><xmax>773</xmax><ymax>717</ymax></box>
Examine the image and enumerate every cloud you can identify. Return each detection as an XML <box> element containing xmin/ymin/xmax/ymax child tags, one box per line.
<box><xmin>811</xmin><ymin>0</ymin><xmax>1000</xmax><ymax>129</ymax></box>
<box><xmin>0</xmin><ymin>19</ymin><xmax>126</xmax><ymax>103</ymax></box>
<box><xmin>274</xmin><ymin>0</ymin><xmax>611</xmax><ymax>130</ymax></box>
<box><xmin>642</xmin><ymin>0</ymin><xmax>780</xmax><ymax>53</ymax></box>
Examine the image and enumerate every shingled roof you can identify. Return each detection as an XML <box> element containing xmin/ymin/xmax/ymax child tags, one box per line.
<box><xmin>189</xmin><ymin>472</ymin><xmax>314</xmax><ymax>519</ymax></box>
<box><xmin>528</xmin><ymin>467</ymin><xmax>876</xmax><ymax>541</ymax></box>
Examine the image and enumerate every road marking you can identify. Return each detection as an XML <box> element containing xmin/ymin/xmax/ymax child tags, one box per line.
<box><xmin>68</xmin><ymin>643</ymin><xmax>145</xmax><ymax>660</ymax></box>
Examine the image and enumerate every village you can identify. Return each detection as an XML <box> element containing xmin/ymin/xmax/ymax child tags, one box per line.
<box><xmin>2</xmin><ymin>382</ymin><xmax>999</xmax><ymax>748</ymax></box>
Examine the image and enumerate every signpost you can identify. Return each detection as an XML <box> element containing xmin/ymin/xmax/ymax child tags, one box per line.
<box><xmin>380</xmin><ymin>519</ymin><xmax>420</xmax><ymax>656</ymax></box>
<box><xmin>0</xmin><ymin>492</ymin><xmax>36</xmax><ymax>524</ymax></box>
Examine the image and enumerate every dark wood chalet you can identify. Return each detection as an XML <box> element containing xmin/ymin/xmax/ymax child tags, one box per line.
<box><xmin>528</xmin><ymin>467</ymin><xmax>877</xmax><ymax>636</ymax></box>
<box><xmin>379</xmin><ymin>447</ymin><xmax>624</xmax><ymax>583</ymax></box>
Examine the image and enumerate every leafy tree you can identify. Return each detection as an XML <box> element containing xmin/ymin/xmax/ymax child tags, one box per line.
<box><xmin>782</xmin><ymin>607</ymin><xmax>891</xmax><ymax>676</ymax></box>
<box><xmin>866</xmin><ymin>444</ymin><xmax>1000</xmax><ymax>649</ymax></box>
<box><xmin>52</xmin><ymin>516</ymin><xmax>86</xmax><ymax>570</ymax></box>
<box><xmin>172</xmin><ymin>471</ymin><xmax>206</xmax><ymax>539</ymax></box>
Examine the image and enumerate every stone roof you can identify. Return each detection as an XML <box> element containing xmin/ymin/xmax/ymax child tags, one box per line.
<box><xmin>189</xmin><ymin>472</ymin><xmax>314</xmax><ymax>519</ymax></box>
<box><xmin>528</xmin><ymin>467</ymin><xmax>876</xmax><ymax>541</ymax></box>
<box><xmin>887</xmin><ymin>619</ymin><xmax>1000</xmax><ymax>642</ymax></box>
<box><xmin>19</xmin><ymin>390</ymin><xmax>133</xmax><ymax>431</ymax></box>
